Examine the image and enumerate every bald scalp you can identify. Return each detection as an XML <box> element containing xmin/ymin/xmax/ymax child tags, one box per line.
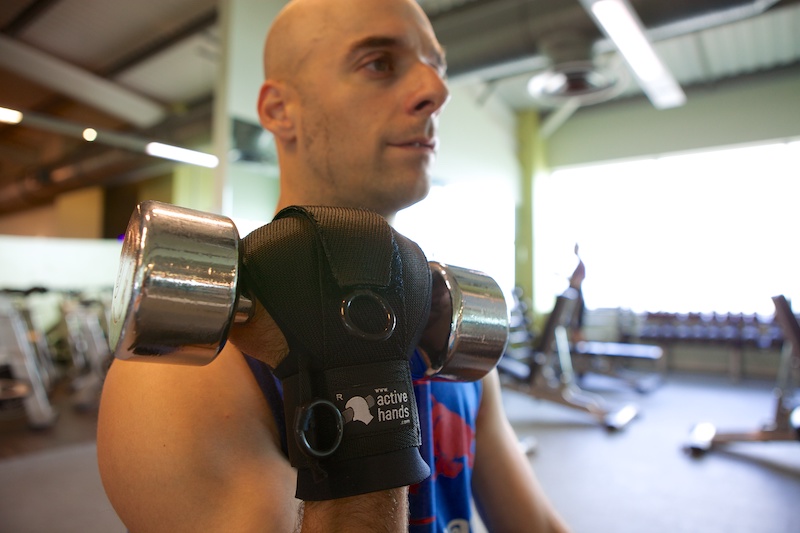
<box><xmin>262</xmin><ymin>0</ymin><xmax>326</xmax><ymax>82</ymax></box>
<box><xmin>263</xmin><ymin>0</ymin><xmax>436</xmax><ymax>83</ymax></box>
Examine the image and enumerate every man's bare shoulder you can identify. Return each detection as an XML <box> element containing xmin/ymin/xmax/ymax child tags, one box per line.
<box><xmin>97</xmin><ymin>344</ymin><xmax>299</xmax><ymax>532</ymax></box>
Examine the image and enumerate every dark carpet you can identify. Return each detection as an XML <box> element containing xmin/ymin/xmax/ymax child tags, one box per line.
<box><xmin>1</xmin><ymin>373</ymin><xmax>797</xmax><ymax>532</ymax></box>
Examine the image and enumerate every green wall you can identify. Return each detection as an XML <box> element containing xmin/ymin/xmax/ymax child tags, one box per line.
<box><xmin>546</xmin><ymin>67</ymin><xmax>800</xmax><ymax>168</ymax></box>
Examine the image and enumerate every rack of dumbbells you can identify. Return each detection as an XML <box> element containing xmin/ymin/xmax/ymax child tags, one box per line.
<box><xmin>626</xmin><ymin>310</ymin><xmax>784</xmax><ymax>380</ymax></box>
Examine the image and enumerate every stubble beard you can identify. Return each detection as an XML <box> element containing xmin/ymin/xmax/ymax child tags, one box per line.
<box><xmin>298</xmin><ymin>110</ymin><xmax>432</xmax><ymax>216</ymax></box>
<box><xmin>300</xmin><ymin>112</ymin><xmax>336</xmax><ymax>193</ymax></box>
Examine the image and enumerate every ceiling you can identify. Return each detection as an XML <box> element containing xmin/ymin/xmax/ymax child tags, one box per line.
<box><xmin>0</xmin><ymin>0</ymin><xmax>798</xmax><ymax>216</ymax></box>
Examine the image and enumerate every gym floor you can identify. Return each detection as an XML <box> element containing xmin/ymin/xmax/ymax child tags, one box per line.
<box><xmin>0</xmin><ymin>372</ymin><xmax>798</xmax><ymax>533</ymax></box>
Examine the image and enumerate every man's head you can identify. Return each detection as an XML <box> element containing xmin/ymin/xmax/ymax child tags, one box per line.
<box><xmin>258</xmin><ymin>0</ymin><xmax>450</xmax><ymax>219</ymax></box>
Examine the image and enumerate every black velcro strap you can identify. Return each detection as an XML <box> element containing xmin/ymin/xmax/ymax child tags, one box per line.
<box><xmin>281</xmin><ymin>360</ymin><xmax>420</xmax><ymax>466</ymax></box>
<box><xmin>239</xmin><ymin>206</ymin><xmax>432</xmax><ymax>500</ymax></box>
<box><xmin>280</xmin><ymin>206</ymin><xmax>394</xmax><ymax>287</ymax></box>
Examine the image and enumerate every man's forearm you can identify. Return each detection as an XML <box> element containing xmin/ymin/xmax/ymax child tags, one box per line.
<box><xmin>301</xmin><ymin>487</ymin><xmax>408</xmax><ymax>533</ymax></box>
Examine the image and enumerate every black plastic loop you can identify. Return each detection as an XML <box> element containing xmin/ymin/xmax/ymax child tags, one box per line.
<box><xmin>294</xmin><ymin>399</ymin><xmax>345</xmax><ymax>459</ymax></box>
<box><xmin>340</xmin><ymin>289</ymin><xmax>397</xmax><ymax>341</ymax></box>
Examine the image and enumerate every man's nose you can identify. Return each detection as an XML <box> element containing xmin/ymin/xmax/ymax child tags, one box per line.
<box><xmin>408</xmin><ymin>63</ymin><xmax>450</xmax><ymax>116</ymax></box>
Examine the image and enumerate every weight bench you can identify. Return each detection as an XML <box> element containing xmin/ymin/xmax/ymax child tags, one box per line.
<box><xmin>572</xmin><ymin>340</ymin><xmax>664</xmax><ymax>393</ymax></box>
<box><xmin>498</xmin><ymin>288</ymin><xmax>640</xmax><ymax>430</ymax></box>
<box><xmin>687</xmin><ymin>294</ymin><xmax>800</xmax><ymax>454</ymax></box>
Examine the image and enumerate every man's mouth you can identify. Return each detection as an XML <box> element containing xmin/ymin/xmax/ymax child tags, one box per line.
<box><xmin>393</xmin><ymin>139</ymin><xmax>437</xmax><ymax>150</ymax></box>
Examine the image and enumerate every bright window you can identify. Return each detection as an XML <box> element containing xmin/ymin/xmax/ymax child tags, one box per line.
<box><xmin>395</xmin><ymin>181</ymin><xmax>517</xmax><ymax>302</ymax></box>
<box><xmin>534</xmin><ymin>140</ymin><xmax>800</xmax><ymax>315</ymax></box>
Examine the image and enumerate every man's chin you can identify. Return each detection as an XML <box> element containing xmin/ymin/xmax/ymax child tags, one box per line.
<box><xmin>360</xmin><ymin>172</ymin><xmax>430</xmax><ymax>217</ymax></box>
<box><xmin>395</xmin><ymin>179</ymin><xmax>430</xmax><ymax>212</ymax></box>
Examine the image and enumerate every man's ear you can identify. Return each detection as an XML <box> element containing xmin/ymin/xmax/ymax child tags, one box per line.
<box><xmin>257</xmin><ymin>81</ymin><xmax>295</xmax><ymax>141</ymax></box>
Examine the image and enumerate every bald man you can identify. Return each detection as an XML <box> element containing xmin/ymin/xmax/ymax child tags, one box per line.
<box><xmin>97</xmin><ymin>1</ymin><xmax>570</xmax><ymax>532</ymax></box>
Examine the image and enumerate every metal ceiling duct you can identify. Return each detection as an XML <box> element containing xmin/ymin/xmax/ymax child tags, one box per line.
<box><xmin>0</xmin><ymin>35</ymin><xmax>167</xmax><ymax>129</ymax></box>
<box><xmin>0</xmin><ymin>101</ymin><xmax>212</xmax><ymax>215</ymax></box>
<box><xmin>433</xmin><ymin>0</ymin><xmax>787</xmax><ymax>83</ymax></box>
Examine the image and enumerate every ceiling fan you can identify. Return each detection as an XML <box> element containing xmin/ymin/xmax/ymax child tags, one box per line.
<box><xmin>527</xmin><ymin>0</ymin><xmax>686</xmax><ymax>136</ymax></box>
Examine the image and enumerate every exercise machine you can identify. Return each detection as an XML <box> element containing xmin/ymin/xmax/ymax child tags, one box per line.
<box><xmin>498</xmin><ymin>287</ymin><xmax>640</xmax><ymax>430</ymax></box>
<box><xmin>0</xmin><ymin>292</ymin><xmax>58</xmax><ymax>428</ymax></box>
<box><xmin>687</xmin><ymin>294</ymin><xmax>800</xmax><ymax>454</ymax></box>
<box><xmin>565</xmin><ymin>248</ymin><xmax>663</xmax><ymax>392</ymax></box>
<box><xmin>60</xmin><ymin>293</ymin><xmax>112</xmax><ymax>411</ymax></box>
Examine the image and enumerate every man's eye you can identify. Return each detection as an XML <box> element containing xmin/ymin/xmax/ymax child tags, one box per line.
<box><xmin>365</xmin><ymin>57</ymin><xmax>394</xmax><ymax>73</ymax></box>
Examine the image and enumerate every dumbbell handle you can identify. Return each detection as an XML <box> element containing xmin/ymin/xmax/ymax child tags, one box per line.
<box><xmin>234</xmin><ymin>295</ymin><xmax>255</xmax><ymax>324</ymax></box>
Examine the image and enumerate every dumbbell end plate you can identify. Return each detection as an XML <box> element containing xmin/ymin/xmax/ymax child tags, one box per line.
<box><xmin>109</xmin><ymin>201</ymin><xmax>242</xmax><ymax>366</ymax></box>
<box><xmin>423</xmin><ymin>262</ymin><xmax>509</xmax><ymax>381</ymax></box>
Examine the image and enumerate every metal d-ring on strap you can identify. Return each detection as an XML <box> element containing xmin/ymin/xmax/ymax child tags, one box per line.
<box><xmin>293</xmin><ymin>290</ymin><xmax>397</xmax><ymax>459</ymax></box>
<box><xmin>340</xmin><ymin>289</ymin><xmax>397</xmax><ymax>341</ymax></box>
<box><xmin>294</xmin><ymin>399</ymin><xmax>345</xmax><ymax>459</ymax></box>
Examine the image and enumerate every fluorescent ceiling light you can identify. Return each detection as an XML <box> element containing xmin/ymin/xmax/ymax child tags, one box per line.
<box><xmin>2</xmin><ymin>106</ymin><xmax>218</xmax><ymax>169</ymax></box>
<box><xmin>146</xmin><ymin>142</ymin><xmax>219</xmax><ymax>168</ymax></box>
<box><xmin>582</xmin><ymin>0</ymin><xmax>686</xmax><ymax>109</ymax></box>
<box><xmin>0</xmin><ymin>106</ymin><xmax>23</xmax><ymax>124</ymax></box>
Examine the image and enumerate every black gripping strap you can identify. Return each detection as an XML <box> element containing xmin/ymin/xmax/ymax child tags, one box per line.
<box><xmin>240</xmin><ymin>206</ymin><xmax>432</xmax><ymax>500</ymax></box>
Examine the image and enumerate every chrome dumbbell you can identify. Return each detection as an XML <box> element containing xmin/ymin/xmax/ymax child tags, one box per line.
<box><xmin>109</xmin><ymin>201</ymin><xmax>508</xmax><ymax>380</ymax></box>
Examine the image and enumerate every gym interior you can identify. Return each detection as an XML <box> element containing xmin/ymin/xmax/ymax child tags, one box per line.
<box><xmin>1</xmin><ymin>1</ymin><xmax>799</xmax><ymax>532</ymax></box>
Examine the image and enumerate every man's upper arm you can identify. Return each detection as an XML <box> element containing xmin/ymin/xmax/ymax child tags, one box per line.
<box><xmin>97</xmin><ymin>344</ymin><xmax>298</xmax><ymax>532</ymax></box>
<box><xmin>471</xmin><ymin>370</ymin><xmax>571</xmax><ymax>533</ymax></box>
